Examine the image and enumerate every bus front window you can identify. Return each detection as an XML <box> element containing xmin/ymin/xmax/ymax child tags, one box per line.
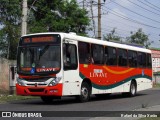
<box><xmin>18</xmin><ymin>45</ymin><xmax>61</xmax><ymax>74</ymax></box>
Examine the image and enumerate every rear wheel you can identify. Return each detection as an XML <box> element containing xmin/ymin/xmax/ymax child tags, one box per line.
<box><xmin>77</xmin><ymin>82</ymin><xmax>91</xmax><ymax>102</ymax></box>
<box><xmin>122</xmin><ymin>81</ymin><xmax>137</xmax><ymax>97</ymax></box>
<box><xmin>129</xmin><ymin>81</ymin><xmax>137</xmax><ymax>97</ymax></box>
<box><xmin>40</xmin><ymin>96</ymin><xmax>54</xmax><ymax>103</ymax></box>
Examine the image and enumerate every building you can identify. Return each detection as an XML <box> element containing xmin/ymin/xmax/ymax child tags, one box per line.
<box><xmin>150</xmin><ymin>48</ymin><xmax>160</xmax><ymax>84</ymax></box>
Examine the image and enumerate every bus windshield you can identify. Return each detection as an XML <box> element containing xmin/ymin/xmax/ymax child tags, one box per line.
<box><xmin>18</xmin><ymin>45</ymin><xmax>61</xmax><ymax>75</ymax></box>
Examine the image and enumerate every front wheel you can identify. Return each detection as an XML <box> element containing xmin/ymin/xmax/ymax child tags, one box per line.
<box><xmin>77</xmin><ymin>82</ymin><xmax>91</xmax><ymax>102</ymax></box>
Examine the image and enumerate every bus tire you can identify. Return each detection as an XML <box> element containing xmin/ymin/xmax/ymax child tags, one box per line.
<box><xmin>78</xmin><ymin>82</ymin><xmax>91</xmax><ymax>102</ymax></box>
<box><xmin>40</xmin><ymin>96</ymin><xmax>53</xmax><ymax>103</ymax></box>
<box><xmin>129</xmin><ymin>81</ymin><xmax>137</xmax><ymax>97</ymax></box>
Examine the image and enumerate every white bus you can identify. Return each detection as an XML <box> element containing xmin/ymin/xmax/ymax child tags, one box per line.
<box><xmin>16</xmin><ymin>32</ymin><xmax>153</xmax><ymax>103</ymax></box>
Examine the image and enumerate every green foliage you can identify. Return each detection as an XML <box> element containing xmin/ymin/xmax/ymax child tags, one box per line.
<box><xmin>0</xmin><ymin>0</ymin><xmax>21</xmax><ymax>59</ymax></box>
<box><xmin>103</xmin><ymin>28</ymin><xmax>121</xmax><ymax>41</ymax></box>
<box><xmin>0</xmin><ymin>0</ymin><xmax>90</xmax><ymax>60</ymax></box>
<box><xmin>0</xmin><ymin>30</ymin><xmax>7</xmax><ymax>58</ymax></box>
<box><xmin>28</xmin><ymin>0</ymin><xmax>90</xmax><ymax>36</ymax></box>
<box><xmin>126</xmin><ymin>28</ymin><xmax>151</xmax><ymax>48</ymax></box>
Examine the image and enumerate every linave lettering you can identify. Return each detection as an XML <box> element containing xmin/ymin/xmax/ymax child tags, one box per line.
<box><xmin>36</xmin><ymin>68</ymin><xmax>55</xmax><ymax>72</ymax></box>
<box><xmin>90</xmin><ymin>72</ymin><xmax>107</xmax><ymax>78</ymax></box>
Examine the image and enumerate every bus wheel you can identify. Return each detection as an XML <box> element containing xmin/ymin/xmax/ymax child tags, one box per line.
<box><xmin>78</xmin><ymin>82</ymin><xmax>91</xmax><ymax>102</ymax></box>
<box><xmin>40</xmin><ymin>96</ymin><xmax>53</xmax><ymax>103</ymax></box>
<box><xmin>129</xmin><ymin>81</ymin><xmax>137</xmax><ymax>97</ymax></box>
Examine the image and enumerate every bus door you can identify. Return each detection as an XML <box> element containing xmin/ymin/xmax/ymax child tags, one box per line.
<box><xmin>62</xmin><ymin>39</ymin><xmax>80</xmax><ymax>95</ymax></box>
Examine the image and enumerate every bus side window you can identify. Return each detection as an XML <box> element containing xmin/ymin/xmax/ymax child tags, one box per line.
<box><xmin>63</xmin><ymin>44</ymin><xmax>78</xmax><ymax>70</ymax></box>
<box><xmin>106</xmin><ymin>47</ymin><xmax>117</xmax><ymax>66</ymax></box>
<box><xmin>138</xmin><ymin>52</ymin><xmax>146</xmax><ymax>68</ymax></box>
<box><xmin>147</xmin><ymin>53</ymin><xmax>152</xmax><ymax>68</ymax></box>
<box><xmin>128</xmin><ymin>50</ymin><xmax>137</xmax><ymax>67</ymax></box>
<box><xmin>117</xmin><ymin>48</ymin><xmax>127</xmax><ymax>66</ymax></box>
<box><xmin>78</xmin><ymin>42</ymin><xmax>90</xmax><ymax>64</ymax></box>
<box><xmin>104</xmin><ymin>46</ymin><xmax>108</xmax><ymax>65</ymax></box>
<box><xmin>91</xmin><ymin>44</ymin><xmax>104</xmax><ymax>65</ymax></box>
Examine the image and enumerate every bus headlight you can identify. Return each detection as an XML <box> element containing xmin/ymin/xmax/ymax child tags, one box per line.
<box><xmin>17</xmin><ymin>78</ymin><xmax>25</xmax><ymax>86</ymax></box>
<box><xmin>48</xmin><ymin>77</ymin><xmax>61</xmax><ymax>86</ymax></box>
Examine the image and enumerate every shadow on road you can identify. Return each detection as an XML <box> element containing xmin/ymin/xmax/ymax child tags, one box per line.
<box><xmin>9</xmin><ymin>92</ymin><xmax>148</xmax><ymax>106</ymax></box>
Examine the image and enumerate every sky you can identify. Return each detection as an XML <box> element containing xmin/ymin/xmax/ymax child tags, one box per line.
<box><xmin>1</xmin><ymin>0</ymin><xmax>160</xmax><ymax>48</ymax></box>
<box><xmin>77</xmin><ymin>0</ymin><xmax>160</xmax><ymax>48</ymax></box>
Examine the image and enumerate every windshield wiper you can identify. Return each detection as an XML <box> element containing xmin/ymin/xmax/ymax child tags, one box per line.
<box><xmin>39</xmin><ymin>45</ymin><xmax>50</xmax><ymax>60</ymax></box>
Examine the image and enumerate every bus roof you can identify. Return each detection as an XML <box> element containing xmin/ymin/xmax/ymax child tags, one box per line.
<box><xmin>22</xmin><ymin>32</ymin><xmax>151</xmax><ymax>53</ymax></box>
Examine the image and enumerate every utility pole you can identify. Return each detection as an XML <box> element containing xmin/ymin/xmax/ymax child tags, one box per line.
<box><xmin>90</xmin><ymin>0</ymin><xmax>96</xmax><ymax>37</ymax></box>
<box><xmin>21</xmin><ymin>0</ymin><xmax>27</xmax><ymax>36</ymax></box>
<box><xmin>98</xmin><ymin>0</ymin><xmax>101</xmax><ymax>39</ymax></box>
<box><xmin>83</xmin><ymin>0</ymin><xmax>85</xmax><ymax>9</ymax></box>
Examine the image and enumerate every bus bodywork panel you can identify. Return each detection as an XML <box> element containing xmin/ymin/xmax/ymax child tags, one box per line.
<box><xmin>79</xmin><ymin>64</ymin><xmax>152</xmax><ymax>94</ymax></box>
<box><xmin>16</xmin><ymin>83</ymin><xmax>63</xmax><ymax>96</ymax></box>
<box><xmin>16</xmin><ymin>32</ymin><xmax>153</xmax><ymax>99</ymax></box>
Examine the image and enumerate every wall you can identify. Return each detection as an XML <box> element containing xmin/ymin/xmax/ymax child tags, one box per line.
<box><xmin>0</xmin><ymin>58</ymin><xmax>16</xmax><ymax>94</ymax></box>
<box><xmin>151</xmin><ymin>49</ymin><xmax>160</xmax><ymax>84</ymax></box>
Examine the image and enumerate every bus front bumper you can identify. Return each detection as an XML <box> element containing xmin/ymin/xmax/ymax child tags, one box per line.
<box><xmin>16</xmin><ymin>83</ymin><xmax>62</xmax><ymax>96</ymax></box>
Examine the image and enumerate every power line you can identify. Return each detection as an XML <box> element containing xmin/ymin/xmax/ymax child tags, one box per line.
<box><xmin>112</xmin><ymin>0</ymin><xmax>160</xmax><ymax>24</ymax></box>
<box><xmin>106</xmin><ymin>19</ymin><xmax>159</xmax><ymax>36</ymax></box>
<box><xmin>101</xmin><ymin>30</ymin><xmax>127</xmax><ymax>39</ymax></box>
<box><xmin>101</xmin><ymin>7</ymin><xmax>160</xmax><ymax>29</ymax></box>
<box><xmin>102</xmin><ymin>30</ymin><xmax>131</xmax><ymax>38</ymax></box>
<box><xmin>105</xmin><ymin>27</ymin><xmax>160</xmax><ymax>40</ymax></box>
<box><xmin>101</xmin><ymin>29</ymin><xmax>158</xmax><ymax>43</ymax></box>
<box><xmin>137</xmin><ymin>0</ymin><xmax>160</xmax><ymax>13</ymax></box>
<box><xmin>144</xmin><ymin>0</ymin><xmax>160</xmax><ymax>10</ymax></box>
<box><xmin>103</xmin><ymin>25</ymin><xmax>134</xmax><ymax>33</ymax></box>
<box><xmin>96</xmin><ymin>25</ymin><xmax>133</xmax><ymax>37</ymax></box>
<box><xmin>127</xmin><ymin>0</ymin><xmax>160</xmax><ymax>17</ymax></box>
<box><xmin>106</xmin><ymin>18</ymin><xmax>142</xmax><ymax>30</ymax></box>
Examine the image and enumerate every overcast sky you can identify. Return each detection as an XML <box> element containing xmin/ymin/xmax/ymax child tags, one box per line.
<box><xmin>1</xmin><ymin>0</ymin><xmax>160</xmax><ymax>48</ymax></box>
<box><xmin>78</xmin><ymin>0</ymin><xmax>160</xmax><ymax>48</ymax></box>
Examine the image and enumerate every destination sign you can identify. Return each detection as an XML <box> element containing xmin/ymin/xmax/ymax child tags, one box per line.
<box><xmin>22</xmin><ymin>35</ymin><xmax>57</xmax><ymax>44</ymax></box>
<box><xmin>20</xmin><ymin>34</ymin><xmax>61</xmax><ymax>45</ymax></box>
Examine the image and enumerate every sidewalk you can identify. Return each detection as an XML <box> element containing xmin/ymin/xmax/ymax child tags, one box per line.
<box><xmin>135</xmin><ymin>104</ymin><xmax>160</xmax><ymax>111</ymax></box>
<box><xmin>89</xmin><ymin>105</ymin><xmax>160</xmax><ymax>120</ymax></box>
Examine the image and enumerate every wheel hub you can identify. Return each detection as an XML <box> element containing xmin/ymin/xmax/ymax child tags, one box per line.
<box><xmin>81</xmin><ymin>87</ymin><xmax>88</xmax><ymax>99</ymax></box>
<box><xmin>131</xmin><ymin>84</ymin><xmax>136</xmax><ymax>95</ymax></box>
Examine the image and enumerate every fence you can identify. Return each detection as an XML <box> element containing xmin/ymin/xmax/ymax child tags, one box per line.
<box><xmin>0</xmin><ymin>58</ymin><xmax>16</xmax><ymax>94</ymax></box>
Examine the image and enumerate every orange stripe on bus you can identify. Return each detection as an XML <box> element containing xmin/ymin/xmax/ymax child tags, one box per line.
<box><xmin>103</xmin><ymin>66</ymin><xmax>135</xmax><ymax>74</ymax></box>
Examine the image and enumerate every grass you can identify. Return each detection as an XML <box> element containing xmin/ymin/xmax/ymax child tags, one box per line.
<box><xmin>0</xmin><ymin>94</ymin><xmax>38</xmax><ymax>103</ymax></box>
<box><xmin>153</xmin><ymin>83</ymin><xmax>160</xmax><ymax>88</ymax></box>
<box><xmin>0</xmin><ymin>90</ymin><xmax>37</xmax><ymax>103</ymax></box>
<box><xmin>139</xmin><ymin>117</ymin><xmax>160</xmax><ymax>120</ymax></box>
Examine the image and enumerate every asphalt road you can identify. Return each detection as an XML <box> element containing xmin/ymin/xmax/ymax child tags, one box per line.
<box><xmin>0</xmin><ymin>88</ymin><xmax>160</xmax><ymax>119</ymax></box>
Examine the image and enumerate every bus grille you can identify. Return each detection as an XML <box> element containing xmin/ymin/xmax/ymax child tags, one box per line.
<box><xmin>27</xmin><ymin>83</ymin><xmax>47</xmax><ymax>86</ymax></box>
<box><xmin>28</xmin><ymin>88</ymin><xmax>44</xmax><ymax>92</ymax></box>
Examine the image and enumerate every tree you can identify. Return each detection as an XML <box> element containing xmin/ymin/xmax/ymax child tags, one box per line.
<box><xmin>0</xmin><ymin>0</ymin><xmax>90</xmax><ymax>59</ymax></box>
<box><xmin>126</xmin><ymin>28</ymin><xmax>152</xmax><ymax>48</ymax></box>
<box><xmin>28</xmin><ymin>0</ymin><xmax>90</xmax><ymax>36</ymax></box>
<box><xmin>103</xmin><ymin>28</ymin><xmax>121</xmax><ymax>41</ymax></box>
<box><xmin>0</xmin><ymin>0</ymin><xmax>21</xmax><ymax>59</ymax></box>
